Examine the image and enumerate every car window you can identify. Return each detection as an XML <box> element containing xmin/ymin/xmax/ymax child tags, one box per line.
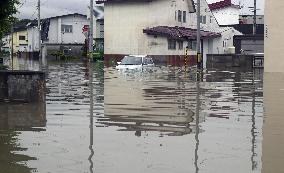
<box><xmin>121</xmin><ymin>56</ymin><xmax>142</xmax><ymax>65</ymax></box>
<box><xmin>144</xmin><ymin>57</ymin><xmax>154</xmax><ymax>65</ymax></box>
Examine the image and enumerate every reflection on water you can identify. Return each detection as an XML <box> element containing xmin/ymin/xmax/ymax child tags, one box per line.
<box><xmin>0</xmin><ymin>131</ymin><xmax>37</xmax><ymax>173</ymax></box>
<box><xmin>10</xmin><ymin>56</ymin><xmax>40</xmax><ymax>71</ymax></box>
<box><xmin>0</xmin><ymin>93</ymin><xmax>46</xmax><ymax>172</ymax></box>
<box><xmin>0</xmin><ymin>103</ymin><xmax>46</xmax><ymax>131</ymax></box>
<box><xmin>0</xmin><ymin>55</ymin><xmax>274</xmax><ymax>173</ymax></box>
<box><xmin>102</xmin><ymin>67</ymin><xmax>263</xmax><ymax>173</ymax></box>
<box><xmin>0</xmin><ymin>59</ymin><xmax>104</xmax><ymax>173</ymax></box>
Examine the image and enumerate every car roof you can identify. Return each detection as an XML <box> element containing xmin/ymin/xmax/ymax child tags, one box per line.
<box><xmin>127</xmin><ymin>55</ymin><xmax>148</xmax><ymax>58</ymax></box>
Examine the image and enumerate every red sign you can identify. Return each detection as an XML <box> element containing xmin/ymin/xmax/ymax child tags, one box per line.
<box><xmin>82</xmin><ymin>25</ymin><xmax>89</xmax><ymax>33</ymax></box>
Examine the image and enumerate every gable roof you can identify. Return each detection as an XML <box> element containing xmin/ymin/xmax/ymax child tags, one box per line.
<box><xmin>48</xmin><ymin>13</ymin><xmax>87</xmax><ymax>20</ymax></box>
<box><xmin>208</xmin><ymin>0</ymin><xmax>239</xmax><ymax>11</ymax></box>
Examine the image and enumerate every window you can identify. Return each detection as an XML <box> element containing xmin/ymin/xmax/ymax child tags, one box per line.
<box><xmin>178</xmin><ymin>10</ymin><xmax>182</xmax><ymax>22</ymax></box>
<box><xmin>188</xmin><ymin>40</ymin><xmax>197</xmax><ymax>50</ymax></box>
<box><xmin>143</xmin><ymin>57</ymin><xmax>154</xmax><ymax>65</ymax></box>
<box><xmin>200</xmin><ymin>16</ymin><xmax>207</xmax><ymax>24</ymax></box>
<box><xmin>223</xmin><ymin>41</ymin><xmax>227</xmax><ymax>47</ymax></box>
<box><xmin>178</xmin><ymin>41</ymin><xmax>183</xmax><ymax>50</ymax></box>
<box><xmin>168</xmin><ymin>39</ymin><xmax>176</xmax><ymax>50</ymax></box>
<box><xmin>19</xmin><ymin>36</ymin><xmax>26</xmax><ymax>40</ymax></box>
<box><xmin>183</xmin><ymin>11</ymin><xmax>186</xmax><ymax>23</ymax></box>
<box><xmin>61</xmin><ymin>25</ymin><xmax>73</xmax><ymax>33</ymax></box>
<box><xmin>203</xmin><ymin>16</ymin><xmax>207</xmax><ymax>24</ymax></box>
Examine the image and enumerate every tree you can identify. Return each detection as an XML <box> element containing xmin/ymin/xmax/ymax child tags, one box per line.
<box><xmin>0</xmin><ymin>0</ymin><xmax>20</xmax><ymax>38</ymax></box>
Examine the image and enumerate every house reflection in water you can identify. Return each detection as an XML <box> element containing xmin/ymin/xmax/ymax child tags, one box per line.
<box><xmin>103</xmin><ymin>67</ymin><xmax>204</xmax><ymax>136</ymax></box>
<box><xmin>0</xmin><ymin>101</ymin><xmax>46</xmax><ymax>173</ymax></box>
<box><xmin>0</xmin><ymin>102</ymin><xmax>46</xmax><ymax>131</ymax></box>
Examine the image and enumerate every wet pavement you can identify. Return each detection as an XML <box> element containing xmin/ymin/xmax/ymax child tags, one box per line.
<box><xmin>0</xmin><ymin>58</ymin><xmax>283</xmax><ymax>173</ymax></box>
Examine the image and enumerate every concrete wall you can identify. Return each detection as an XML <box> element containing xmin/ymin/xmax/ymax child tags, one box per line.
<box><xmin>206</xmin><ymin>54</ymin><xmax>254</xmax><ymax>69</ymax></box>
<box><xmin>262</xmin><ymin>73</ymin><xmax>284</xmax><ymax>173</ymax></box>
<box><xmin>264</xmin><ymin>0</ymin><xmax>284</xmax><ymax>72</ymax></box>
<box><xmin>0</xmin><ymin>71</ymin><xmax>45</xmax><ymax>102</ymax></box>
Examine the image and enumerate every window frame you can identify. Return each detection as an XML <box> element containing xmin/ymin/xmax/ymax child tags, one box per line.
<box><xmin>19</xmin><ymin>35</ymin><xmax>26</xmax><ymax>41</ymax></box>
<box><xmin>168</xmin><ymin>39</ymin><xmax>176</xmax><ymax>50</ymax></box>
<box><xmin>61</xmin><ymin>24</ymin><xmax>73</xmax><ymax>33</ymax></box>
<box><xmin>178</xmin><ymin>40</ymin><xmax>183</xmax><ymax>50</ymax></box>
<box><xmin>178</xmin><ymin>10</ymin><xmax>182</xmax><ymax>22</ymax></box>
<box><xmin>183</xmin><ymin>11</ymin><xmax>187</xmax><ymax>23</ymax></box>
<box><xmin>188</xmin><ymin>40</ymin><xmax>197</xmax><ymax>50</ymax></box>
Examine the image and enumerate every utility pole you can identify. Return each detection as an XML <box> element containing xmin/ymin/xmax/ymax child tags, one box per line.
<box><xmin>196</xmin><ymin>0</ymin><xmax>202</xmax><ymax>69</ymax></box>
<box><xmin>11</xmin><ymin>24</ymin><xmax>14</xmax><ymax>70</ymax></box>
<box><xmin>38</xmin><ymin>0</ymin><xmax>41</xmax><ymax>59</ymax></box>
<box><xmin>253</xmin><ymin>0</ymin><xmax>257</xmax><ymax>35</ymax></box>
<box><xmin>89</xmin><ymin>0</ymin><xmax>94</xmax><ymax>61</ymax></box>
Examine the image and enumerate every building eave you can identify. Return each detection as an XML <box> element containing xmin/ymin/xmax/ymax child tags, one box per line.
<box><xmin>143</xmin><ymin>26</ymin><xmax>221</xmax><ymax>40</ymax></box>
<box><xmin>96</xmin><ymin>0</ymin><xmax>196</xmax><ymax>13</ymax></box>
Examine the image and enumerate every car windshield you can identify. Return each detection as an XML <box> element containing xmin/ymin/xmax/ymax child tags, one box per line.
<box><xmin>120</xmin><ymin>56</ymin><xmax>142</xmax><ymax>65</ymax></box>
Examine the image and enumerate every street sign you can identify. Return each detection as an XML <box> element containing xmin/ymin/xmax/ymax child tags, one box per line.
<box><xmin>82</xmin><ymin>25</ymin><xmax>89</xmax><ymax>38</ymax></box>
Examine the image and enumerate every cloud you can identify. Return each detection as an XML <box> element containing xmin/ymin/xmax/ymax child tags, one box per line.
<box><xmin>17</xmin><ymin>0</ymin><xmax>88</xmax><ymax>19</ymax></box>
<box><xmin>17</xmin><ymin>0</ymin><xmax>264</xmax><ymax>19</ymax></box>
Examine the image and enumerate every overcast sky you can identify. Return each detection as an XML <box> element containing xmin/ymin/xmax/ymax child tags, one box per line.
<box><xmin>17</xmin><ymin>0</ymin><xmax>264</xmax><ymax>19</ymax></box>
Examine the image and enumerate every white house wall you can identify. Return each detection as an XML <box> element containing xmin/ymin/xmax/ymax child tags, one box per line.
<box><xmin>145</xmin><ymin>35</ymin><xmax>197</xmax><ymax>56</ymax></box>
<box><xmin>104</xmin><ymin>0</ymin><xmax>241</xmax><ymax>58</ymax></box>
<box><xmin>211</xmin><ymin>7</ymin><xmax>240</xmax><ymax>26</ymax></box>
<box><xmin>104</xmin><ymin>0</ymin><xmax>194</xmax><ymax>55</ymax></box>
<box><xmin>1</xmin><ymin>35</ymin><xmax>11</xmax><ymax>51</ymax></box>
<box><xmin>46</xmin><ymin>15</ymin><xmax>89</xmax><ymax>44</ymax></box>
<box><xmin>27</xmin><ymin>27</ymin><xmax>39</xmax><ymax>52</ymax></box>
<box><xmin>189</xmin><ymin>0</ymin><xmax>220</xmax><ymax>29</ymax></box>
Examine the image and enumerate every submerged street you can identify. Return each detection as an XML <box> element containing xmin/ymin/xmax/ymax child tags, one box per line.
<box><xmin>0</xmin><ymin>58</ymin><xmax>272</xmax><ymax>173</ymax></box>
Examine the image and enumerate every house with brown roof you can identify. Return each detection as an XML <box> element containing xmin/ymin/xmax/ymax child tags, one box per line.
<box><xmin>98</xmin><ymin>0</ymin><xmax>242</xmax><ymax>65</ymax></box>
<box><xmin>208</xmin><ymin>0</ymin><xmax>240</xmax><ymax>26</ymax></box>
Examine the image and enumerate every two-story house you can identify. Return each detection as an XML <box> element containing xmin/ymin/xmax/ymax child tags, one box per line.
<box><xmin>27</xmin><ymin>13</ymin><xmax>89</xmax><ymax>58</ymax></box>
<box><xmin>98</xmin><ymin>0</ymin><xmax>241</xmax><ymax>65</ymax></box>
<box><xmin>12</xmin><ymin>26</ymin><xmax>29</xmax><ymax>53</ymax></box>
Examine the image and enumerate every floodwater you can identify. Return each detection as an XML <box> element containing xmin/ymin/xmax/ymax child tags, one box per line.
<box><xmin>0</xmin><ymin>57</ymin><xmax>284</xmax><ymax>173</ymax></box>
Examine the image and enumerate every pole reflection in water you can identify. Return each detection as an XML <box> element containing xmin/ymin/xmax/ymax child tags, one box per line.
<box><xmin>194</xmin><ymin>71</ymin><xmax>202</xmax><ymax>173</ymax></box>
<box><xmin>101</xmin><ymin>66</ymin><xmax>264</xmax><ymax>173</ymax></box>
<box><xmin>88</xmin><ymin>59</ymin><xmax>94</xmax><ymax>173</ymax></box>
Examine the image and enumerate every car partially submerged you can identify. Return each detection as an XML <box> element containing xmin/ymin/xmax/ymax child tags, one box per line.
<box><xmin>116</xmin><ymin>55</ymin><xmax>154</xmax><ymax>70</ymax></box>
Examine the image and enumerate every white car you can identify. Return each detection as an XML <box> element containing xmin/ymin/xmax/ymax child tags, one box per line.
<box><xmin>116</xmin><ymin>55</ymin><xmax>154</xmax><ymax>70</ymax></box>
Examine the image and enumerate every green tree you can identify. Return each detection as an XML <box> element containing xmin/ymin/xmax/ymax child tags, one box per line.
<box><xmin>0</xmin><ymin>0</ymin><xmax>20</xmax><ymax>38</ymax></box>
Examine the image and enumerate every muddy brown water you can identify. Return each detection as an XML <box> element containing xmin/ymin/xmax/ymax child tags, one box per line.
<box><xmin>0</xmin><ymin>59</ymin><xmax>283</xmax><ymax>173</ymax></box>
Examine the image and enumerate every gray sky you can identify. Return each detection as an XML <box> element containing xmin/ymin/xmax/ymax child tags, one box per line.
<box><xmin>17</xmin><ymin>0</ymin><xmax>264</xmax><ymax>19</ymax></box>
